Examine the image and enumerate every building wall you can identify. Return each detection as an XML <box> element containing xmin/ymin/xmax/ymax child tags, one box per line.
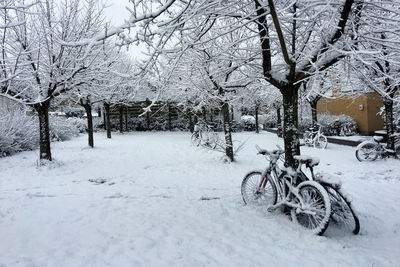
<box><xmin>317</xmin><ymin>92</ymin><xmax>384</xmax><ymax>133</ymax></box>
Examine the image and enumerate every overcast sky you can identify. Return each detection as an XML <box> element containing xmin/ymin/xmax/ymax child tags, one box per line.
<box><xmin>103</xmin><ymin>0</ymin><xmax>145</xmax><ymax>61</ymax></box>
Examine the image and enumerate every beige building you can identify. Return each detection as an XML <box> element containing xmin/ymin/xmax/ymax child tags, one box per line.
<box><xmin>317</xmin><ymin>92</ymin><xmax>384</xmax><ymax>134</ymax></box>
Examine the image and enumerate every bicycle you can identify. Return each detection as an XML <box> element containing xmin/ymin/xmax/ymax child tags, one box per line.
<box><xmin>303</xmin><ymin>125</ymin><xmax>328</xmax><ymax>149</ymax></box>
<box><xmin>355</xmin><ymin>134</ymin><xmax>400</xmax><ymax>161</ymax></box>
<box><xmin>294</xmin><ymin>155</ymin><xmax>360</xmax><ymax>235</ymax></box>
<box><xmin>191</xmin><ymin>123</ymin><xmax>219</xmax><ymax>149</ymax></box>
<box><xmin>241</xmin><ymin>146</ymin><xmax>331</xmax><ymax>235</ymax></box>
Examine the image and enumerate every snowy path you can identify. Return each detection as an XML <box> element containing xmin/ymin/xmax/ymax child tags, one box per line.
<box><xmin>0</xmin><ymin>132</ymin><xmax>399</xmax><ymax>267</ymax></box>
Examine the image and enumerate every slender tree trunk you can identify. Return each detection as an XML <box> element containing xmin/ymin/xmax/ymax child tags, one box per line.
<box><xmin>310</xmin><ymin>100</ymin><xmax>318</xmax><ymax>129</ymax></box>
<box><xmin>384</xmin><ymin>98</ymin><xmax>395</xmax><ymax>151</ymax></box>
<box><xmin>104</xmin><ymin>102</ymin><xmax>111</xmax><ymax>139</ymax></box>
<box><xmin>103</xmin><ymin>107</ymin><xmax>107</xmax><ymax>130</ymax></box>
<box><xmin>168</xmin><ymin>101</ymin><xmax>172</xmax><ymax>131</ymax></box>
<box><xmin>276</xmin><ymin>107</ymin><xmax>282</xmax><ymax>137</ymax></box>
<box><xmin>97</xmin><ymin>107</ymin><xmax>101</xmax><ymax>118</ymax></box>
<box><xmin>221</xmin><ymin>102</ymin><xmax>234</xmax><ymax>162</ymax></box>
<box><xmin>146</xmin><ymin>99</ymin><xmax>151</xmax><ymax>131</ymax></box>
<box><xmin>119</xmin><ymin>105</ymin><xmax>124</xmax><ymax>133</ymax></box>
<box><xmin>255</xmin><ymin>104</ymin><xmax>259</xmax><ymax>133</ymax></box>
<box><xmin>231</xmin><ymin>106</ymin><xmax>234</xmax><ymax>121</ymax></box>
<box><xmin>282</xmin><ymin>86</ymin><xmax>301</xmax><ymax>167</ymax></box>
<box><xmin>84</xmin><ymin>103</ymin><xmax>94</xmax><ymax>148</ymax></box>
<box><xmin>188</xmin><ymin>111</ymin><xmax>194</xmax><ymax>133</ymax></box>
<box><xmin>202</xmin><ymin>106</ymin><xmax>206</xmax><ymax>123</ymax></box>
<box><xmin>125</xmin><ymin>106</ymin><xmax>128</xmax><ymax>132</ymax></box>
<box><xmin>35</xmin><ymin>101</ymin><xmax>52</xmax><ymax>161</ymax></box>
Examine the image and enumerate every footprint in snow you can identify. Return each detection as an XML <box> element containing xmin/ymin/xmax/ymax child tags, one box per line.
<box><xmin>199</xmin><ymin>196</ymin><xmax>220</xmax><ymax>201</ymax></box>
<box><xmin>88</xmin><ymin>178</ymin><xmax>107</xmax><ymax>185</ymax></box>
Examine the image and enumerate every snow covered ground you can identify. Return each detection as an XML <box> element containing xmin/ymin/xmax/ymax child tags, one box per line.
<box><xmin>1</xmin><ymin>131</ymin><xmax>399</xmax><ymax>267</ymax></box>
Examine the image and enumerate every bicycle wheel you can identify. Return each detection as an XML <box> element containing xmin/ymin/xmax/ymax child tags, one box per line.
<box><xmin>291</xmin><ymin>181</ymin><xmax>331</xmax><ymax>235</ymax></box>
<box><xmin>303</xmin><ymin>132</ymin><xmax>312</xmax><ymax>146</ymax></box>
<box><xmin>241</xmin><ymin>171</ymin><xmax>277</xmax><ymax>206</ymax></box>
<box><xmin>355</xmin><ymin>142</ymin><xmax>377</xmax><ymax>161</ymax></box>
<box><xmin>210</xmin><ymin>132</ymin><xmax>219</xmax><ymax>149</ymax></box>
<box><xmin>314</xmin><ymin>135</ymin><xmax>328</xmax><ymax>149</ymax></box>
<box><xmin>191</xmin><ymin>132</ymin><xmax>201</xmax><ymax>146</ymax></box>
<box><xmin>323</xmin><ymin>184</ymin><xmax>360</xmax><ymax>235</ymax></box>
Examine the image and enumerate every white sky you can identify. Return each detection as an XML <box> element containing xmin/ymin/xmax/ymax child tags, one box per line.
<box><xmin>103</xmin><ymin>0</ymin><xmax>146</xmax><ymax>61</ymax></box>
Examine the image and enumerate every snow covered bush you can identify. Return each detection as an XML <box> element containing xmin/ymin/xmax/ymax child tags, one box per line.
<box><xmin>263</xmin><ymin>111</ymin><xmax>279</xmax><ymax>128</ymax></box>
<box><xmin>0</xmin><ymin>108</ymin><xmax>38</xmax><ymax>157</ymax></box>
<box><xmin>299</xmin><ymin>114</ymin><xmax>358</xmax><ymax>136</ymax></box>
<box><xmin>66</xmin><ymin>117</ymin><xmax>87</xmax><ymax>133</ymax></box>
<box><xmin>318</xmin><ymin>114</ymin><xmax>358</xmax><ymax>136</ymax></box>
<box><xmin>240</xmin><ymin>115</ymin><xmax>256</xmax><ymax>131</ymax></box>
<box><xmin>49</xmin><ymin>116</ymin><xmax>81</xmax><ymax>141</ymax></box>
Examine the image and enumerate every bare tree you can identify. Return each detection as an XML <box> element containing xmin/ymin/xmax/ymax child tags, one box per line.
<box><xmin>349</xmin><ymin>1</ymin><xmax>400</xmax><ymax>150</ymax></box>
<box><xmin>1</xmin><ymin>0</ymin><xmax>105</xmax><ymax>161</ymax></box>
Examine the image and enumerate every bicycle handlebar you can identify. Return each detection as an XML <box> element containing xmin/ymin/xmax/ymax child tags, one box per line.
<box><xmin>255</xmin><ymin>145</ymin><xmax>284</xmax><ymax>157</ymax></box>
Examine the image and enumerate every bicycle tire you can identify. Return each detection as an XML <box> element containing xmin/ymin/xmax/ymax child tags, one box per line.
<box><xmin>355</xmin><ymin>142</ymin><xmax>377</xmax><ymax>161</ymax></box>
<box><xmin>314</xmin><ymin>135</ymin><xmax>328</xmax><ymax>149</ymax></box>
<box><xmin>323</xmin><ymin>184</ymin><xmax>360</xmax><ymax>235</ymax></box>
<box><xmin>291</xmin><ymin>181</ymin><xmax>331</xmax><ymax>235</ymax></box>
<box><xmin>191</xmin><ymin>132</ymin><xmax>201</xmax><ymax>146</ymax></box>
<box><xmin>303</xmin><ymin>132</ymin><xmax>313</xmax><ymax>146</ymax></box>
<box><xmin>241</xmin><ymin>171</ymin><xmax>277</xmax><ymax>206</ymax></box>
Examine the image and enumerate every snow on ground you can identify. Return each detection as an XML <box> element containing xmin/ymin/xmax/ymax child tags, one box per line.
<box><xmin>1</xmin><ymin>131</ymin><xmax>399</xmax><ymax>267</ymax></box>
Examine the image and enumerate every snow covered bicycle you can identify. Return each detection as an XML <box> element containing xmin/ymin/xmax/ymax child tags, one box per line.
<box><xmin>355</xmin><ymin>134</ymin><xmax>400</xmax><ymax>161</ymax></box>
<box><xmin>303</xmin><ymin>126</ymin><xmax>328</xmax><ymax>149</ymax></box>
<box><xmin>191</xmin><ymin>123</ymin><xmax>219</xmax><ymax>149</ymax></box>
<box><xmin>241</xmin><ymin>147</ymin><xmax>331</xmax><ymax>235</ymax></box>
<box><xmin>294</xmin><ymin>156</ymin><xmax>360</xmax><ymax>235</ymax></box>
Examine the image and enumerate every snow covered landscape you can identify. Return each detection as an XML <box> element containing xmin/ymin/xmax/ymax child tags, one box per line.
<box><xmin>2</xmin><ymin>1</ymin><xmax>400</xmax><ymax>266</ymax></box>
<box><xmin>1</xmin><ymin>131</ymin><xmax>399</xmax><ymax>266</ymax></box>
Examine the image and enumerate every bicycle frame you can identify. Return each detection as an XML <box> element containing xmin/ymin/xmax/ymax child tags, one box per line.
<box><xmin>257</xmin><ymin>152</ymin><xmax>312</xmax><ymax>213</ymax></box>
<box><xmin>306</xmin><ymin>128</ymin><xmax>322</xmax><ymax>143</ymax></box>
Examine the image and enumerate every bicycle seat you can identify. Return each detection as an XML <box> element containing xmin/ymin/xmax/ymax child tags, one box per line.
<box><xmin>294</xmin><ymin>155</ymin><xmax>320</xmax><ymax>167</ymax></box>
<box><xmin>373</xmin><ymin>136</ymin><xmax>384</xmax><ymax>142</ymax></box>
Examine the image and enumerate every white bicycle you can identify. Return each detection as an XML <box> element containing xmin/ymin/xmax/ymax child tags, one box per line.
<box><xmin>191</xmin><ymin>123</ymin><xmax>219</xmax><ymax>149</ymax></box>
<box><xmin>304</xmin><ymin>126</ymin><xmax>328</xmax><ymax>149</ymax></box>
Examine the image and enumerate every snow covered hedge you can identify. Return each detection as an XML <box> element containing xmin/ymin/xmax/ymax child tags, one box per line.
<box><xmin>49</xmin><ymin>116</ymin><xmax>97</xmax><ymax>141</ymax></box>
<box><xmin>0</xmin><ymin>110</ymin><xmax>94</xmax><ymax>157</ymax></box>
<box><xmin>299</xmin><ymin>114</ymin><xmax>358</xmax><ymax>136</ymax></box>
<box><xmin>0</xmin><ymin>108</ymin><xmax>38</xmax><ymax>157</ymax></box>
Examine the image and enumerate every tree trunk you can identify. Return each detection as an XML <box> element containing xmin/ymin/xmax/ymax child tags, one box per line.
<box><xmin>103</xmin><ymin>107</ymin><xmax>107</xmax><ymax>130</ymax></box>
<box><xmin>221</xmin><ymin>102</ymin><xmax>234</xmax><ymax>162</ymax></box>
<box><xmin>310</xmin><ymin>100</ymin><xmax>318</xmax><ymax>129</ymax></box>
<box><xmin>125</xmin><ymin>106</ymin><xmax>128</xmax><ymax>132</ymax></box>
<box><xmin>282</xmin><ymin>86</ymin><xmax>301</xmax><ymax>167</ymax></box>
<box><xmin>168</xmin><ymin>101</ymin><xmax>172</xmax><ymax>131</ymax></box>
<box><xmin>255</xmin><ymin>104</ymin><xmax>259</xmax><ymax>133</ymax></box>
<box><xmin>119</xmin><ymin>105</ymin><xmax>124</xmax><ymax>133</ymax></box>
<box><xmin>35</xmin><ymin>101</ymin><xmax>52</xmax><ymax>161</ymax></box>
<box><xmin>146</xmin><ymin>99</ymin><xmax>151</xmax><ymax>131</ymax></box>
<box><xmin>276</xmin><ymin>107</ymin><xmax>282</xmax><ymax>137</ymax></box>
<box><xmin>384</xmin><ymin>98</ymin><xmax>395</xmax><ymax>151</ymax></box>
<box><xmin>104</xmin><ymin>102</ymin><xmax>111</xmax><ymax>139</ymax></box>
<box><xmin>84</xmin><ymin>103</ymin><xmax>94</xmax><ymax>148</ymax></box>
<box><xmin>202</xmin><ymin>106</ymin><xmax>206</xmax><ymax>123</ymax></box>
<box><xmin>188</xmin><ymin>111</ymin><xmax>194</xmax><ymax>133</ymax></box>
